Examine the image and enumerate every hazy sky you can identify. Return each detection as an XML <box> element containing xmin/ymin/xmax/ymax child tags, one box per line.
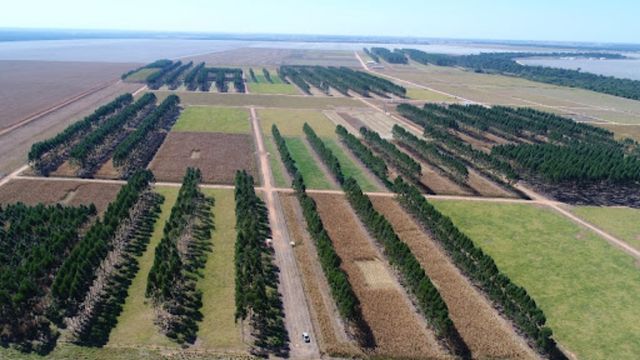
<box><xmin>2</xmin><ymin>0</ymin><xmax>638</xmax><ymax>43</ymax></box>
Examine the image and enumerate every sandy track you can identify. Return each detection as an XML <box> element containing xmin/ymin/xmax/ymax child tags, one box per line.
<box><xmin>249</xmin><ymin>107</ymin><xmax>320</xmax><ymax>359</ymax></box>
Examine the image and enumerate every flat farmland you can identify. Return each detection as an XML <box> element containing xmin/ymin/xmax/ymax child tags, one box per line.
<box><xmin>0</xmin><ymin>60</ymin><xmax>137</xmax><ymax>130</ymax></box>
<box><xmin>123</xmin><ymin>67</ymin><xmax>158</xmax><ymax>82</ymax></box>
<box><xmin>332</xmin><ymin>110</ymin><xmax>396</xmax><ymax>138</ymax></box>
<box><xmin>153</xmin><ymin>90</ymin><xmax>364</xmax><ymax>109</ymax></box>
<box><xmin>187</xmin><ymin>47</ymin><xmax>360</xmax><ymax>67</ymax></box>
<box><xmin>172</xmin><ymin>106</ymin><xmax>250</xmax><ymax>133</ymax></box>
<box><xmin>148</xmin><ymin>132</ymin><xmax>257</xmax><ymax>184</ymax></box>
<box><xmin>406</xmin><ymin>87</ymin><xmax>457</xmax><ymax>102</ymax></box>
<box><xmin>571</xmin><ymin>206</ymin><xmax>640</xmax><ymax>251</ymax></box>
<box><xmin>264</xmin><ymin>135</ymin><xmax>289</xmax><ymax>188</ymax></box>
<box><xmin>258</xmin><ymin>108</ymin><xmax>337</xmax><ymax>138</ymax></box>
<box><xmin>323</xmin><ymin>138</ymin><xmax>381</xmax><ymax>192</ymax></box>
<box><xmin>248</xmin><ymin>82</ymin><xmax>300</xmax><ymax>95</ymax></box>
<box><xmin>285</xmin><ymin>137</ymin><xmax>336</xmax><ymax>190</ymax></box>
<box><xmin>312</xmin><ymin>193</ymin><xmax>448</xmax><ymax>359</ymax></box>
<box><xmin>0</xmin><ymin>178</ymin><xmax>121</xmax><ymax>214</ymax></box>
<box><xmin>431</xmin><ymin>200</ymin><xmax>640</xmax><ymax>360</ymax></box>
<box><xmin>370</xmin><ymin>196</ymin><xmax>537</xmax><ymax>359</ymax></box>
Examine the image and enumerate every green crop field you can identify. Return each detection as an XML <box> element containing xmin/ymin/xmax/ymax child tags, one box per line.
<box><xmin>431</xmin><ymin>200</ymin><xmax>640</xmax><ymax>360</ymax></box>
<box><xmin>258</xmin><ymin>108</ymin><xmax>337</xmax><ymax>138</ymax></box>
<box><xmin>323</xmin><ymin>138</ymin><xmax>380</xmax><ymax>192</ymax></box>
<box><xmin>124</xmin><ymin>68</ymin><xmax>159</xmax><ymax>82</ymax></box>
<box><xmin>249</xmin><ymin>82</ymin><xmax>300</xmax><ymax>95</ymax></box>
<box><xmin>264</xmin><ymin>135</ymin><xmax>289</xmax><ymax>188</ymax></box>
<box><xmin>572</xmin><ymin>206</ymin><xmax>640</xmax><ymax>251</ymax></box>
<box><xmin>171</xmin><ymin>106</ymin><xmax>250</xmax><ymax>133</ymax></box>
<box><xmin>286</xmin><ymin>137</ymin><xmax>335</xmax><ymax>189</ymax></box>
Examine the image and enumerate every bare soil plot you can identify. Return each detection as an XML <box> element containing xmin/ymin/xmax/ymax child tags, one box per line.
<box><xmin>0</xmin><ymin>60</ymin><xmax>136</xmax><ymax>130</ymax></box>
<box><xmin>369</xmin><ymin>196</ymin><xmax>538</xmax><ymax>360</ymax></box>
<box><xmin>0</xmin><ymin>81</ymin><xmax>141</xmax><ymax>178</ymax></box>
<box><xmin>0</xmin><ymin>178</ymin><xmax>121</xmax><ymax>214</ymax></box>
<box><xmin>153</xmin><ymin>90</ymin><xmax>364</xmax><ymax>109</ymax></box>
<box><xmin>312</xmin><ymin>193</ymin><xmax>447</xmax><ymax>359</ymax></box>
<box><xmin>334</xmin><ymin>110</ymin><xmax>395</xmax><ymax>138</ymax></box>
<box><xmin>280</xmin><ymin>194</ymin><xmax>362</xmax><ymax>358</ymax></box>
<box><xmin>148</xmin><ymin>132</ymin><xmax>257</xmax><ymax>184</ymax></box>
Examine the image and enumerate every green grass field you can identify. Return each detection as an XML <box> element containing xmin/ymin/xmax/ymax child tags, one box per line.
<box><xmin>323</xmin><ymin>138</ymin><xmax>379</xmax><ymax>192</ymax></box>
<box><xmin>285</xmin><ymin>137</ymin><xmax>335</xmax><ymax>189</ymax></box>
<box><xmin>406</xmin><ymin>88</ymin><xmax>457</xmax><ymax>102</ymax></box>
<box><xmin>249</xmin><ymin>82</ymin><xmax>300</xmax><ymax>95</ymax></box>
<box><xmin>108</xmin><ymin>187</ymin><xmax>179</xmax><ymax>347</ymax></box>
<box><xmin>258</xmin><ymin>108</ymin><xmax>337</xmax><ymax>139</ymax></box>
<box><xmin>572</xmin><ymin>206</ymin><xmax>640</xmax><ymax>251</ymax></box>
<box><xmin>431</xmin><ymin>200</ymin><xmax>640</xmax><ymax>360</ymax></box>
<box><xmin>264</xmin><ymin>135</ymin><xmax>289</xmax><ymax>188</ymax></box>
<box><xmin>198</xmin><ymin>189</ymin><xmax>246</xmax><ymax>350</ymax></box>
<box><xmin>171</xmin><ymin>106</ymin><xmax>250</xmax><ymax>133</ymax></box>
<box><xmin>124</xmin><ymin>68</ymin><xmax>158</xmax><ymax>82</ymax></box>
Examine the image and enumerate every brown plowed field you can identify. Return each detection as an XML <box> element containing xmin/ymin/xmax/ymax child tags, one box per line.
<box><xmin>419</xmin><ymin>161</ymin><xmax>471</xmax><ymax>196</ymax></box>
<box><xmin>148</xmin><ymin>132</ymin><xmax>257</xmax><ymax>184</ymax></box>
<box><xmin>369</xmin><ymin>196</ymin><xmax>539</xmax><ymax>360</ymax></box>
<box><xmin>312</xmin><ymin>193</ymin><xmax>448</xmax><ymax>359</ymax></box>
<box><xmin>467</xmin><ymin>169</ymin><xmax>517</xmax><ymax>198</ymax></box>
<box><xmin>0</xmin><ymin>178</ymin><xmax>121</xmax><ymax>214</ymax></box>
<box><xmin>280</xmin><ymin>194</ymin><xmax>362</xmax><ymax>358</ymax></box>
<box><xmin>0</xmin><ymin>60</ymin><xmax>136</xmax><ymax>130</ymax></box>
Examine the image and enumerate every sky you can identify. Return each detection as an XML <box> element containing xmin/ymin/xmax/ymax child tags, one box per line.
<box><xmin>1</xmin><ymin>0</ymin><xmax>639</xmax><ymax>43</ymax></box>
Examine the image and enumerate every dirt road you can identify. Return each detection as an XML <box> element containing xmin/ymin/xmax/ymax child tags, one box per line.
<box><xmin>249</xmin><ymin>107</ymin><xmax>320</xmax><ymax>359</ymax></box>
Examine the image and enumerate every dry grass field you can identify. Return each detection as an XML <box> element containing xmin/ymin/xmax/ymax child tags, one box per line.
<box><xmin>312</xmin><ymin>193</ymin><xmax>448</xmax><ymax>359</ymax></box>
<box><xmin>148</xmin><ymin>132</ymin><xmax>257</xmax><ymax>184</ymax></box>
<box><xmin>0</xmin><ymin>178</ymin><xmax>121</xmax><ymax>214</ymax></box>
<box><xmin>0</xmin><ymin>60</ymin><xmax>136</xmax><ymax>130</ymax></box>
<box><xmin>258</xmin><ymin>108</ymin><xmax>337</xmax><ymax>138</ymax></box>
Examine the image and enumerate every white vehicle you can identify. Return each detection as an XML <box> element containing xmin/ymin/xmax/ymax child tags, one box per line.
<box><xmin>302</xmin><ymin>332</ymin><xmax>310</xmax><ymax>343</ymax></box>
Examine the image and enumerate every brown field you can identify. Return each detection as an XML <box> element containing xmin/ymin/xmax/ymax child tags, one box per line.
<box><xmin>153</xmin><ymin>90</ymin><xmax>364</xmax><ymax>109</ymax></box>
<box><xmin>419</xmin><ymin>162</ymin><xmax>471</xmax><ymax>196</ymax></box>
<box><xmin>280</xmin><ymin>194</ymin><xmax>362</xmax><ymax>358</ymax></box>
<box><xmin>148</xmin><ymin>132</ymin><xmax>257</xmax><ymax>184</ymax></box>
<box><xmin>0</xmin><ymin>81</ymin><xmax>142</xmax><ymax>178</ymax></box>
<box><xmin>187</xmin><ymin>47</ymin><xmax>360</xmax><ymax>67</ymax></box>
<box><xmin>467</xmin><ymin>169</ymin><xmax>516</xmax><ymax>198</ymax></box>
<box><xmin>0</xmin><ymin>60</ymin><xmax>137</xmax><ymax>130</ymax></box>
<box><xmin>369</xmin><ymin>196</ymin><xmax>538</xmax><ymax>360</ymax></box>
<box><xmin>312</xmin><ymin>193</ymin><xmax>448</xmax><ymax>359</ymax></box>
<box><xmin>0</xmin><ymin>178</ymin><xmax>121</xmax><ymax>214</ymax></box>
<box><xmin>597</xmin><ymin>123</ymin><xmax>640</xmax><ymax>142</ymax></box>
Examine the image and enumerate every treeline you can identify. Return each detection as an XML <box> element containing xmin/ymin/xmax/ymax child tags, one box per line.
<box><xmin>262</xmin><ymin>68</ymin><xmax>273</xmax><ymax>83</ymax></box>
<box><xmin>303</xmin><ymin>123</ymin><xmax>344</xmax><ymax>184</ymax></box>
<box><xmin>369</xmin><ymin>47</ymin><xmax>407</xmax><ymax>64</ymax></box>
<box><xmin>184</xmin><ymin>62</ymin><xmax>205</xmax><ymax>90</ymax></box>
<box><xmin>336</xmin><ymin>125</ymin><xmax>392</xmax><ymax>189</ymax></box>
<box><xmin>494</xmin><ymin>142</ymin><xmax>640</xmax><ymax>184</ymax></box>
<box><xmin>392</xmin><ymin>125</ymin><xmax>469</xmax><ymax>184</ymax></box>
<box><xmin>0</xmin><ymin>203</ymin><xmax>95</xmax><ymax>353</ymax></box>
<box><xmin>272</xmin><ymin>125</ymin><xmax>374</xmax><ymax>347</ymax></box>
<box><xmin>66</xmin><ymin>176</ymin><xmax>163</xmax><ymax>346</ymax></box>
<box><xmin>28</xmin><ymin>93</ymin><xmax>133</xmax><ymax>175</ymax></box>
<box><xmin>164</xmin><ymin>61</ymin><xmax>194</xmax><ymax>90</ymax></box>
<box><xmin>146</xmin><ymin>168</ymin><xmax>214</xmax><ymax>344</ymax></box>
<box><xmin>68</xmin><ymin>93</ymin><xmax>156</xmax><ymax>171</ymax></box>
<box><xmin>234</xmin><ymin>171</ymin><xmax>288</xmax><ymax>357</ymax></box>
<box><xmin>121</xmin><ymin>59</ymin><xmax>173</xmax><ymax>80</ymax></box>
<box><xmin>52</xmin><ymin>171</ymin><xmax>155</xmax><ymax>317</ymax></box>
<box><xmin>112</xmin><ymin>95</ymin><xmax>181</xmax><ymax>179</ymax></box>
<box><xmin>279</xmin><ymin>65</ymin><xmax>406</xmax><ymax>97</ymax></box>
<box><xmin>397</xmin><ymin>104</ymin><xmax>520</xmax><ymax>183</ymax></box>
<box><xmin>402</xmin><ymin>48</ymin><xmax>640</xmax><ymax>101</ymax></box>
<box><xmin>147</xmin><ymin>61</ymin><xmax>182</xmax><ymax>89</ymax></box>
<box><xmin>363</xmin><ymin>47</ymin><xmax>379</xmax><ymax>62</ymax></box>
<box><xmin>197</xmin><ymin>67</ymin><xmax>245</xmax><ymax>93</ymax></box>
<box><xmin>304</xmin><ymin>123</ymin><xmax>469</xmax><ymax>356</ymax></box>
<box><xmin>394</xmin><ymin>178</ymin><xmax>565</xmax><ymax>358</ymax></box>
<box><xmin>359</xmin><ymin>126</ymin><xmax>421</xmax><ymax>180</ymax></box>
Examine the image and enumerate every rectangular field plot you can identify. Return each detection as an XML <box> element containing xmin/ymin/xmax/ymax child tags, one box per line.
<box><xmin>264</xmin><ymin>135</ymin><xmax>289</xmax><ymax>188</ymax></box>
<box><xmin>258</xmin><ymin>108</ymin><xmax>337</xmax><ymax>138</ymax></box>
<box><xmin>571</xmin><ymin>206</ymin><xmax>640</xmax><ymax>251</ymax></box>
<box><xmin>312</xmin><ymin>193</ymin><xmax>446</xmax><ymax>359</ymax></box>
<box><xmin>0</xmin><ymin>178</ymin><xmax>121</xmax><ymax>214</ymax></box>
<box><xmin>148</xmin><ymin>132</ymin><xmax>257</xmax><ymax>184</ymax></box>
<box><xmin>154</xmin><ymin>90</ymin><xmax>365</xmax><ymax>109</ymax></box>
<box><xmin>249</xmin><ymin>82</ymin><xmax>300</xmax><ymax>95</ymax></box>
<box><xmin>431</xmin><ymin>200</ymin><xmax>640</xmax><ymax>360</ymax></box>
<box><xmin>285</xmin><ymin>137</ymin><xmax>336</xmax><ymax>190</ymax></box>
<box><xmin>171</xmin><ymin>106</ymin><xmax>250</xmax><ymax>133</ymax></box>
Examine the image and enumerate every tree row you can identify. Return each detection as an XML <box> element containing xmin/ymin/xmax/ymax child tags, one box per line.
<box><xmin>336</xmin><ymin>125</ymin><xmax>392</xmax><ymax>189</ymax></box>
<box><xmin>369</xmin><ymin>47</ymin><xmax>408</xmax><ymax>64</ymax></box>
<box><xmin>359</xmin><ymin>126</ymin><xmax>422</xmax><ymax>180</ymax></box>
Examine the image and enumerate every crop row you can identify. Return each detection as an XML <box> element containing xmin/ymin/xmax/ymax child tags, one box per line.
<box><xmin>234</xmin><ymin>170</ymin><xmax>288</xmax><ymax>357</ymax></box>
<box><xmin>272</xmin><ymin>124</ymin><xmax>373</xmax><ymax>347</ymax></box>
<box><xmin>0</xmin><ymin>203</ymin><xmax>95</xmax><ymax>353</ymax></box>
<box><xmin>305</xmin><ymin>123</ymin><xmax>469</xmax><ymax>357</ymax></box>
<box><xmin>146</xmin><ymin>168</ymin><xmax>214</xmax><ymax>344</ymax></box>
<box><xmin>393</xmin><ymin>177</ymin><xmax>565</xmax><ymax>358</ymax></box>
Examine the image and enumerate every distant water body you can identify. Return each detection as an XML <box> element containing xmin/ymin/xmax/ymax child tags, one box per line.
<box><xmin>518</xmin><ymin>56</ymin><xmax>640</xmax><ymax>81</ymax></box>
